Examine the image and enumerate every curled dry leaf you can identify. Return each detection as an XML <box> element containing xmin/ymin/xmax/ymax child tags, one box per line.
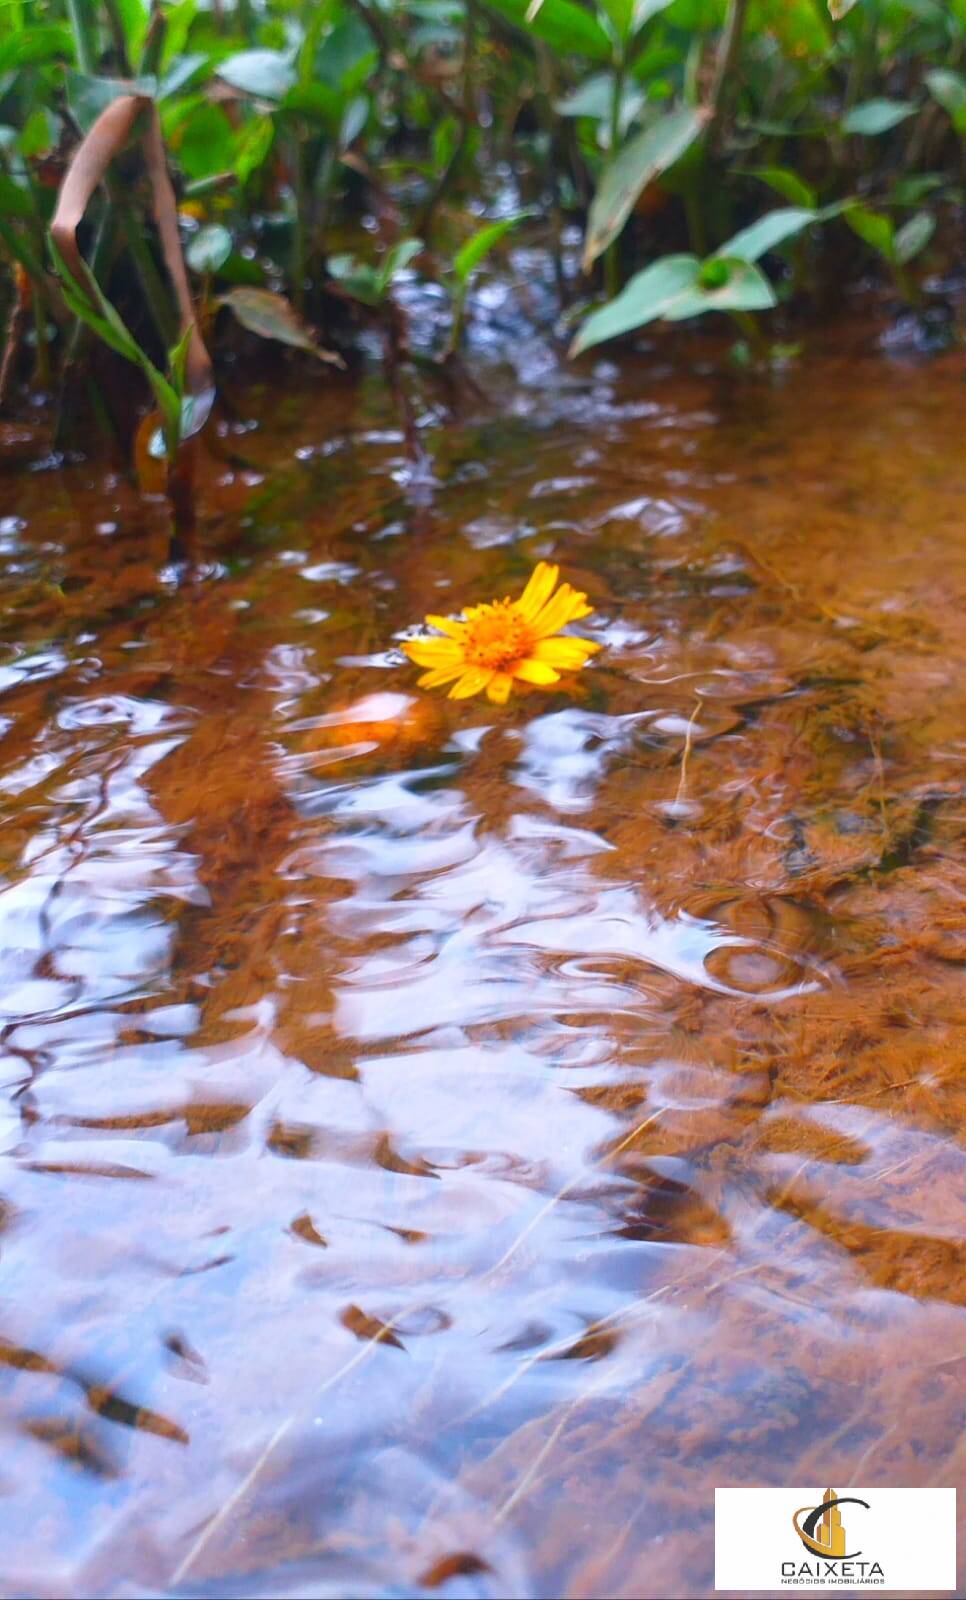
<box><xmin>50</xmin><ymin>92</ymin><xmax>213</xmax><ymax>402</ymax></box>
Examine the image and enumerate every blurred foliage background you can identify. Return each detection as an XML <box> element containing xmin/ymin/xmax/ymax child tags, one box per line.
<box><xmin>0</xmin><ymin>0</ymin><xmax>961</xmax><ymax>494</ymax></box>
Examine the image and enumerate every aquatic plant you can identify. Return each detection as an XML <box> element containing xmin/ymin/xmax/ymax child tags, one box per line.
<box><xmin>0</xmin><ymin>0</ymin><xmax>960</xmax><ymax>478</ymax></box>
<box><xmin>403</xmin><ymin>561</ymin><xmax>600</xmax><ymax>703</ymax></box>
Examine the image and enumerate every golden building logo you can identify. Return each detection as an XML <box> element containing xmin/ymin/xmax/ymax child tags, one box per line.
<box><xmin>792</xmin><ymin>1487</ymin><xmax>869</xmax><ymax>1562</ymax></box>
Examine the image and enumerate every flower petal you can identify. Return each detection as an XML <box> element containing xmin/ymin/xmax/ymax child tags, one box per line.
<box><xmin>532</xmin><ymin>637</ymin><xmax>600</xmax><ymax>669</ymax></box>
<box><xmin>532</xmin><ymin>584</ymin><xmax>593</xmax><ymax>639</ymax></box>
<box><xmin>512</xmin><ymin>658</ymin><xmax>560</xmax><ymax>685</ymax></box>
<box><xmin>487</xmin><ymin>672</ymin><xmax>513</xmax><ymax>704</ymax></box>
<box><xmin>404</xmin><ymin>638</ymin><xmax>464</xmax><ymax>668</ymax></box>
<box><xmin>418</xmin><ymin>665</ymin><xmax>464</xmax><ymax>688</ymax></box>
<box><xmin>424</xmin><ymin>614</ymin><xmax>467</xmax><ymax>638</ymax></box>
<box><xmin>517</xmin><ymin>561</ymin><xmax>559</xmax><ymax>621</ymax></box>
<box><xmin>448</xmin><ymin>668</ymin><xmax>493</xmax><ymax>699</ymax></box>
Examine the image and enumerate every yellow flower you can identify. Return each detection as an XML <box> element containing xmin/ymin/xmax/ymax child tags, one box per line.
<box><xmin>403</xmin><ymin>561</ymin><xmax>600</xmax><ymax>705</ymax></box>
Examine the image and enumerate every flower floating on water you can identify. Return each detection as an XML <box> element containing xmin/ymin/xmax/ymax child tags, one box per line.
<box><xmin>403</xmin><ymin>562</ymin><xmax>600</xmax><ymax>704</ymax></box>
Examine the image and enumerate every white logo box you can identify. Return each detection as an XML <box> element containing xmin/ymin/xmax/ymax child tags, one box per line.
<box><xmin>715</xmin><ymin>1486</ymin><xmax>957</xmax><ymax>1592</ymax></box>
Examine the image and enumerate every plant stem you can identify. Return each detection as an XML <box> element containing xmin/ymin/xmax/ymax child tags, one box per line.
<box><xmin>604</xmin><ymin>53</ymin><xmax>625</xmax><ymax>300</ymax></box>
<box><xmin>66</xmin><ymin>0</ymin><xmax>99</xmax><ymax>75</ymax></box>
<box><xmin>708</xmin><ymin>0</ymin><xmax>750</xmax><ymax>153</ymax></box>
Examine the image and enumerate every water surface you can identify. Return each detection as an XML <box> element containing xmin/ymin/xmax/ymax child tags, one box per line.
<box><xmin>1</xmin><ymin>321</ymin><xmax>963</xmax><ymax>1597</ymax></box>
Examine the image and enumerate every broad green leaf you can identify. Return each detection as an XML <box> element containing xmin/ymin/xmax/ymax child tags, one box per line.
<box><xmin>454</xmin><ymin>215</ymin><xmax>528</xmax><ymax>283</ymax></box>
<box><xmin>842</xmin><ymin>98</ymin><xmax>916</xmax><ymax>135</ymax></box>
<box><xmin>717</xmin><ymin>207</ymin><xmax>817</xmax><ymax>263</ymax></box>
<box><xmin>315</xmin><ymin>16</ymin><xmax>378</xmax><ymax>92</ymax></box>
<box><xmin>0</xmin><ymin>24</ymin><xmax>74</xmax><ymax>75</ymax></box>
<box><xmin>845</xmin><ymin>204</ymin><xmax>895</xmax><ymax>262</ymax></box>
<box><xmin>481</xmin><ymin>0</ymin><xmax>612</xmax><ymax>61</ymax></box>
<box><xmin>925</xmin><ymin>68</ymin><xmax>966</xmax><ymax>131</ymax></box>
<box><xmin>157</xmin><ymin>54</ymin><xmax>209</xmax><ymax>101</ymax></box>
<box><xmin>113</xmin><ymin>0</ymin><xmax>149</xmax><ymax>65</ymax></box>
<box><xmin>235</xmin><ymin>116</ymin><xmax>275</xmax><ymax>182</ymax></box>
<box><xmin>583</xmin><ymin>105</ymin><xmax>709</xmax><ymax>268</ymax></box>
<box><xmin>176</xmin><ymin>103</ymin><xmax>236</xmax><ymax>181</ymax></box>
<box><xmin>556</xmin><ymin>74</ymin><xmax>615</xmax><ymax>120</ymax></box>
<box><xmin>0</xmin><ymin>175</ymin><xmax>33</xmax><ymax>219</ymax></box>
<box><xmin>599</xmin><ymin>0</ymin><xmax>675</xmax><ymax>42</ymax></box>
<box><xmin>748</xmin><ymin>166</ymin><xmax>817</xmax><ymax>209</ymax></box>
<box><xmin>571</xmin><ymin>253</ymin><xmax>701</xmax><ymax>353</ymax></box>
<box><xmin>572</xmin><ymin>249</ymin><xmax>778</xmax><ymax>353</ymax></box>
<box><xmin>893</xmin><ymin>210</ymin><xmax>935</xmax><ymax>264</ymax></box>
<box><xmin>217</xmin><ymin>49</ymin><xmax>297</xmax><ymax>101</ymax></box>
<box><xmin>66</xmin><ymin>71</ymin><xmax>156</xmax><ymax>133</ymax></box>
<box><xmin>633</xmin><ymin>0</ymin><xmax>678</xmax><ymax>27</ymax></box>
<box><xmin>187</xmin><ymin>224</ymin><xmax>232</xmax><ymax>275</ymax></box>
<box><xmin>219</xmin><ymin>287</ymin><xmax>341</xmax><ymax>362</ymax></box>
<box><xmin>662</xmin><ymin>258</ymin><xmax>777</xmax><ymax>319</ymax></box>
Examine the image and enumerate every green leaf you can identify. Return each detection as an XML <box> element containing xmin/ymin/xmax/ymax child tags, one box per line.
<box><xmin>555</xmin><ymin>74</ymin><xmax>615</xmax><ymax>120</ymax></box>
<box><xmin>453</xmin><ymin>214</ymin><xmax>528</xmax><ymax>284</ymax></box>
<box><xmin>217</xmin><ymin>49</ymin><xmax>297</xmax><ymax>101</ymax></box>
<box><xmin>842</xmin><ymin>98</ymin><xmax>917</xmax><ymax>136</ymax></box>
<box><xmin>717</xmin><ymin>207</ymin><xmax>817</xmax><ymax>263</ymax></box>
<box><xmin>662</xmin><ymin>258</ymin><xmax>777</xmax><ymax>320</ymax></box>
<box><xmin>828</xmin><ymin>0</ymin><xmax>860</xmax><ymax>17</ymax></box>
<box><xmin>583</xmin><ymin>105</ymin><xmax>709</xmax><ymax>268</ymax></box>
<box><xmin>571</xmin><ymin>253</ymin><xmax>701</xmax><ymax>353</ymax></box>
<box><xmin>893</xmin><ymin>210</ymin><xmax>935</xmax><ymax>265</ymax></box>
<box><xmin>845</xmin><ymin>204</ymin><xmax>896</xmax><ymax>262</ymax></box>
<box><xmin>175</xmin><ymin>103</ymin><xmax>237</xmax><ymax>182</ymax></box>
<box><xmin>572</xmin><ymin>249</ymin><xmax>778</xmax><ymax>354</ymax></box>
<box><xmin>748</xmin><ymin>166</ymin><xmax>818</xmax><ymax>209</ymax></box>
<box><xmin>0</xmin><ymin>24</ymin><xmax>74</xmax><ymax>76</ymax></box>
<box><xmin>481</xmin><ymin>0</ymin><xmax>612</xmax><ymax>61</ymax></box>
<box><xmin>113</xmin><ymin>0</ymin><xmax>149</xmax><ymax>65</ymax></box>
<box><xmin>156</xmin><ymin>53</ymin><xmax>210</xmax><ymax>101</ymax></box>
<box><xmin>66</xmin><ymin>71</ymin><xmax>156</xmax><ymax>133</ymax></box>
<box><xmin>0</xmin><ymin>175</ymin><xmax>33</xmax><ymax>220</ymax></box>
<box><xmin>235</xmin><ymin>116</ymin><xmax>275</xmax><ymax>183</ymax></box>
<box><xmin>633</xmin><ymin>0</ymin><xmax>678</xmax><ymax>27</ymax></box>
<box><xmin>340</xmin><ymin>95</ymin><xmax>369</xmax><ymax>148</ymax></box>
<box><xmin>328</xmin><ymin>253</ymin><xmax>382</xmax><ymax>304</ymax></box>
<box><xmin>219</xmin><ymin>287</ymin><xmax>341</xmax><ymax>362</ymax></box>
<box><xmin>377</xmin><ymin>238</ymin><xmax>424</xmax><ymax>294</ymax></box>
<box><xmin>925</xmin><ymin>68</ymin><xmax>966</xmax><ymax>132</ymax></box>
<box><xmin>187</xmin><ymin>224</ymin><xmax>232</xmax><ymax>275</ymax></box>
<box><xmin>19</xmin><ymin>107</ymin><xmax>56</xmax><ymax>159</ymax></box>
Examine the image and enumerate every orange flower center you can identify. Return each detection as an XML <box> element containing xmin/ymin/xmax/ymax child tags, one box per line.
<box><xmin>463</xmin><ymin>603</ymin><xmax>533</xmax><ymax>672</ymax></box>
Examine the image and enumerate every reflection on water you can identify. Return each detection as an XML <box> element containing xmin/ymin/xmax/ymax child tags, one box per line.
<box><xmin>0</xmin><ymin>324</ymin><xmax>963</xmax><ymax>1598</ymax></box>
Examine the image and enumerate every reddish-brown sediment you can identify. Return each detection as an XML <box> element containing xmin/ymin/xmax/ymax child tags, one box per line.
<box><xmin>0</xmin><ymin>324</ymin><xmax>962</xmax><ymax>1597</ymax></box>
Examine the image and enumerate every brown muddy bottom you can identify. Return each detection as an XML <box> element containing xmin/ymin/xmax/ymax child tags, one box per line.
<box><xmin>0</xmin><ymin>325</ymin><xmax>963</xmax><ymax>1599</ymax></box>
